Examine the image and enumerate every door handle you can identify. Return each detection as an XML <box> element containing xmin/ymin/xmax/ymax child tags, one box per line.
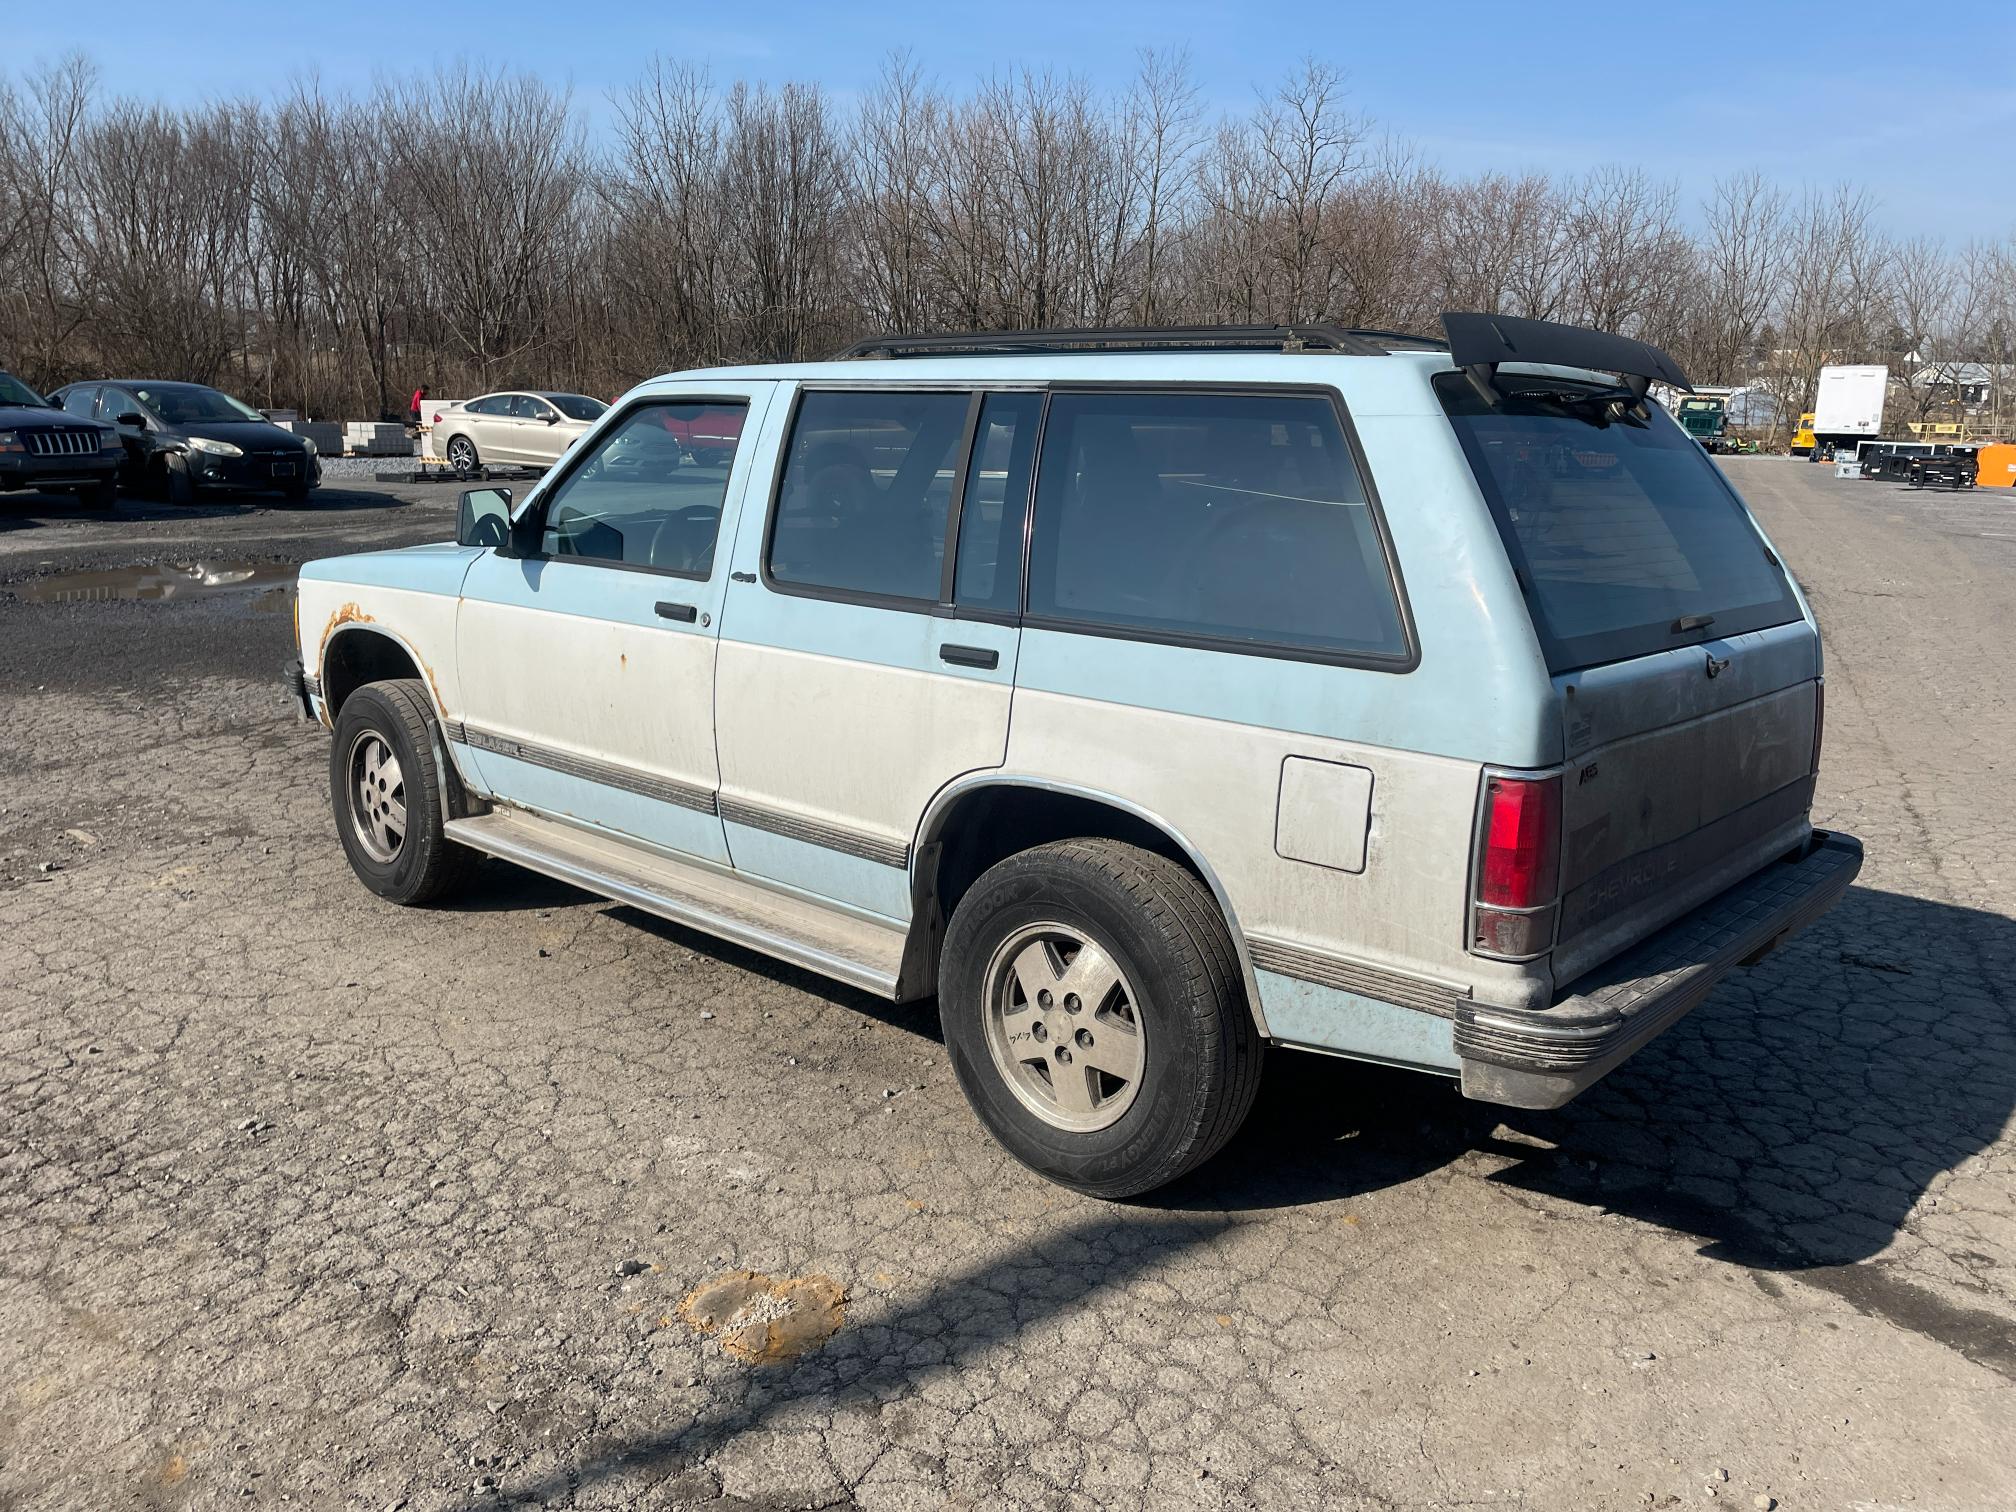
<box><xmin>730</xmin><ymin>571</ymin><xmax>757</xmax><ymax>584</ymax></box>
<box><xmin>940</xmin><ymin>643</ymin><xmax>999</xmax><ymax>670</ymax></box>
<box><xmin>654</xmin><ymin>601</ymin><xmax>698</xmax><ymax>623</ymax></box>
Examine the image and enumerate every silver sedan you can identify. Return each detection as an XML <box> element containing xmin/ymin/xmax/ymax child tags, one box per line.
<box><xmin>432</xmin><ymin>391</ymin><xmax>607</xmax><ymax>472</ymax></box>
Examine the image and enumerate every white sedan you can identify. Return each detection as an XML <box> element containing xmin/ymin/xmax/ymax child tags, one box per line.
<box><xmin>431</xmin><ymin>391</ymin><xmax>607</xmax><ymax>472</ymax></box>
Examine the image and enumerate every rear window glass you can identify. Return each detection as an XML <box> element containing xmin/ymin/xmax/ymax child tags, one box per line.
<box><xmin>1026</xmin><ymin>390</ymin><xmax>1408</xmax><ymax>661</ymax></box>
<box><xmin>1436</xmin><ymin>372</ymin><xmax>1801</xmax><ymax>673</ymax></box>
<box><xmin>768</xmin><ymin>391</ymin><xmax>968</xmax><ymax>602</ymax></box>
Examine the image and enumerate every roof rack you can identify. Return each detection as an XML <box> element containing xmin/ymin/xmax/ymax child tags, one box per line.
<box><xmin>833</xmin><ymin>324</ymin><xmax>1443</xmax><ymax>360</ymax></box>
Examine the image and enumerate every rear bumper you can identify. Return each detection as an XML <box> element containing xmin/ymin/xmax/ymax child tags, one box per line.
<box><xmin>1456</xmin><ymin>831</ymin><xmax>1863</xmax><ymax>1109</ymax></box>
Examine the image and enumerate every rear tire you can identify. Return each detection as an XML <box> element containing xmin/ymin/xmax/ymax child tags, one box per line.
<box><xmin>446</xmin><ymin>434</ymin><xmax>479</xmax><ymax>477</ymax></box>
<box><xmin>329</xmin><ymin>679</ymin><xmax>474</xmax><ymax>906</ymax></box>
<box><xmin>939</xmin><ymin>839</ymin><xmax>1263</xmax><ymax>1199</ymax></box>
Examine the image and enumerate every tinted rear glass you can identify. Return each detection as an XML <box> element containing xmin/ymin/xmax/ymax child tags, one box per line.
<box><xmin>1027</xmin><ymin>390</ymin><xmax>1408</xmax><ymax>661</ymax></box>
<box><xmin>1436</xmin><ymin>372</ymin><xmax>1801</xmax><ymax>673</ymax></box>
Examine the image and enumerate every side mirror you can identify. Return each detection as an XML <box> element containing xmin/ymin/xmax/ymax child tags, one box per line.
<box><xmin>457</xmin><ymin>486</ymin><xmax>513</xmax><ymax>549</ymax></box>
<box><xmin>117</xmin><ymin>412</ymin><xmax>145</xmax><ymax>429</ymax></box>
<box><xmin>544</xmin><ymin>413</ymin><xmax>561</xmax><ymax>425</ymax></box>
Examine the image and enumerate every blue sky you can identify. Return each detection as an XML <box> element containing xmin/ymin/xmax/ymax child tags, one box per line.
<box><xmin>13</xmin><ymin>0</ymin><xmax>2016</xmax><ymax>242</ymax></box>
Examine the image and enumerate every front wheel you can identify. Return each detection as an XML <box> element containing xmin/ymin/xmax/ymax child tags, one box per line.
<box><xmin>328</xmin><ymin>679</ymin><xmax>473</xmax><ymax>905</ymax></box>
<box><xmin>939</xmin><ymin>839</ymin><xmax>1263</xmax><ymax>1199</ymax></box>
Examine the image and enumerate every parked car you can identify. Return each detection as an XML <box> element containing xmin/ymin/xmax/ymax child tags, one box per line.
<box><xmin>286</xmin><ymin>316</ymin><xmax>1862</xmax><ymax>1198</ymax></box>
<box><xmin>48</xmin><ymin>380</ymin><xmax>320</xmax><ymax>503</ymax></box>
<box><xmin>430</xmin><ymin>391</ymin><xmax>607</xmax><ymax>474</ymax></box>
<box><xmin>0</xmin><ymin>370</ymin><xmax>120</xmax><ymax>507</ymax></box>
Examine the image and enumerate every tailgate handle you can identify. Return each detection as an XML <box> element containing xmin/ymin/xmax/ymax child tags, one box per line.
<box><xmin>654</xmin><ymin>601</ymin><xmax>698</xmax><ymax>623</ymax></box>
<box><xmin>940</xmin><ymin>643</ymin><xmax>999</xmax><ymax>670</ymax></box>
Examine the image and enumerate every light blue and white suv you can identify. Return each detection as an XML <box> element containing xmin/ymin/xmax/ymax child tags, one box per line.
<box><xmin>286</xmin><ymin>316</ymin><xmax>1863</xmax><ymax>1197</ymax></box>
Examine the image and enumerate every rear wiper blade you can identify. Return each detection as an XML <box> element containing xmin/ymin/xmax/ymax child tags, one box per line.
<box><xmin>1670</xmin><ymin>613</ymin><xmax>1715</xmax><ymax>634</ymax></box>
<box><xmin>1522</xmin><ymin>383</ymin><xmax>1638</xmax><ymax>407</ymax></box>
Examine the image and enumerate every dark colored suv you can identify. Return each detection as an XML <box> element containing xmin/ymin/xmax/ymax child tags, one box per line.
<box><xmin>48</xmin><ymin>380</ymin><xmax>321</xmax><ymax>503</ymax></box>
<box><xmin>0</xmin><ymin>371</ymin><xmax>120</xmax><ymax>506</ymax></box>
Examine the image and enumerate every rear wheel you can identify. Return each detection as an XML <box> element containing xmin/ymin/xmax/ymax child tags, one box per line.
<box><xmin>939</xmin><ymin>839</ymin><xmax>1262</xmax><ymax>1199</ymax></box>
<box><xmin>446</xmin><ymin>434</ymin><xmax>479</xmax><ymax>477</ymax></box>
<box><xmin>329</xmin><ymin>679</ymin><xmax>473</xmax><ymax>905</ymax></box>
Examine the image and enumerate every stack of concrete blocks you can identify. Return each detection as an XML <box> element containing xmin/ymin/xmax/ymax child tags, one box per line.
<box><xmin>274</xmin><ymin>419</ymin><xmax>342</xmax><ymax>456</ymax></box>
<box><xmin>344</xmin><ymin>422</ymin><xmax>411</xmax><ymax>457</ymax></box>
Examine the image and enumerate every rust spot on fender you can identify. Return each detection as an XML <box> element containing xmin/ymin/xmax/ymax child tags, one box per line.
<box><xmin>319</xmin><ymin>600</ymin><xmax>374</xmax><ymax>654</ymax></box>
<box><xmin>676</xmin><ymin>1270</ymin><xmax>846</xmax><ymax>1364</ymax></box>
<box><xmin>317</xmin><ymin>602</ymin><xmax>449</xmax><ymax>717</ymax></box>
<box><xmin>620</xmin><ymin>652</ymin><xmax>628</xmax><ymax>670</ymax></box>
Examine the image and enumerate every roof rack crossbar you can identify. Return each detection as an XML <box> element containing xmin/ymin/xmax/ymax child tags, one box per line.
<box><xmin>833</xmin><ymin>324</ymin><xmax>1434</xmax><ymax>360</ymax></box>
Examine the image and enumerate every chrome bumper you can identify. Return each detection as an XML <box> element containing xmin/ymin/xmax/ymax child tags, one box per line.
<box><xmin>1457</xmin><ymin>831</ymin><xmax>1864</xmax><ymax>1110</ymax></box>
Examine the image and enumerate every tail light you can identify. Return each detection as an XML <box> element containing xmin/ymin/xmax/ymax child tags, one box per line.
<box><xmin>1811</xmin><ymin>679</ymin><xmax>1825</xmax><ymax>774</ymax></box>
<box><xmin>431</xmin><ymin>411</ymin><xmax>442</xmax><ymax>425</ymax></box>
<box><xmin>1471</xmin><ymin>771</ymin><xmax>1562</xmax><ymax>959</ymax></box>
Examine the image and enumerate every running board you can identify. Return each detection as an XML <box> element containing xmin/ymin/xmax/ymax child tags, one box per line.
<box><xmin>443</xmin><ymin>808</ymin><xmax>908</xmax><ymax>998</ymax></box>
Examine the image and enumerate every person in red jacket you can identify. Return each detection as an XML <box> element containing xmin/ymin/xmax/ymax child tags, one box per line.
<box><xmin>408</xmin><ymin>384</ymin><xmax>428</xmax><ymax>430</ymax></box>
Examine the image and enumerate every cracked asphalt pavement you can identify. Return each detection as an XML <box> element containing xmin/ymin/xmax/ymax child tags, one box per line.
<box><xmin>2</xmin><ymin>461</ymin><xmax>2012</xmax><ymax>1510</ymax></box>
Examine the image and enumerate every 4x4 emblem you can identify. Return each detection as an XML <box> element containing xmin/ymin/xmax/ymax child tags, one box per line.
<box><xmin>1704</xmin><ymin>653</ymin><xmax>1730</xmax><ymax>679</ymax></box>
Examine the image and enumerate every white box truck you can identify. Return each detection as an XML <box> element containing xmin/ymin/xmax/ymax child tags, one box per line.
<box><xmin>1812</xmin><ymin>365</ymin><xmax>1887</xmax><ymax>451</ymax></box>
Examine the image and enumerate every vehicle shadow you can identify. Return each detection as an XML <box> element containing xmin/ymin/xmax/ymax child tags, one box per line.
<box><xmin>1166</xmin><ymin>885</ymin><xmax>2015</xmax><ymax>1272</ymax></box>
<box><xmin>465</xmin><ymin>867</ymin><xmax>2014</xmax><ymax>1277</ymax></box>
<box><xmin>452</xmin><ymin>881</ymin><xmax>2015</xmax><ymax>1508</ymax></box>
<box><xmin>1</xmin><ymin>482</ymin><xmax>420</xmax><ymax>527</ymax></box>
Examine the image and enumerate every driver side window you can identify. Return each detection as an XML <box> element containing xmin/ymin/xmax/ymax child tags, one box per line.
<box><xmin>538</xmin><ymin>400</ymin><xmax>746</xmax><ymax>577</ymax></box>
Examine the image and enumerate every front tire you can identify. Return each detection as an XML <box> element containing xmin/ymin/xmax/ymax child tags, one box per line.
<box><xmin>328</xmin><ymin>679</ymin><xmax>473</xmax><ymax>905</ymax></box>
<box><xmin>74</xmin><ymin>477</ymin><xmax>118</xmax><ymax>509</ymax></box>
<box><xmin>939</xmin><ymin>839</ymin><xmax>1262</xmax><ymax>1198</ymax></box>
<box><xmin>162</xmin><ymin>458</ymin><xmax>196</xmax><ymax>506</ymax></box>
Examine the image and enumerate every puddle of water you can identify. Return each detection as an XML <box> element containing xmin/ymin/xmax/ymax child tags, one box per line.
<box><xmin>676</xmin><ymin>1269</ymin><xmax>847</xmax><ymax>1364</ymax></box>
<box><xmin>9</xmin><ymin>561</ymin><xmax>297</xmax><ymax>607</ymax></box>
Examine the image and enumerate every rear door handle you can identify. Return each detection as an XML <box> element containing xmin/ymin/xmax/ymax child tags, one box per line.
<box><xmin>940</xmin><ymin>643</ymin><xmax>999</xmax><ymax>670</ymax></box>
<box><xmin>654</xmin><ymin>601</ymin><xmax>698</xmax><ymax>623</ymax></box>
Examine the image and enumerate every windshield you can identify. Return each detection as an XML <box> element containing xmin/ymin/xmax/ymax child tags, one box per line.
<box><xmin>1436</xmin><ymin>372</ymin><xmax>1801</xmax><ymax>673</ymax></box>
<box><xmin>548</xmin><ymin>394</ymin><xmax>606</xmax><ymax>422</ymax></box>
<box><xmin>134</xmin><ymin>385</ymin><xmax>265</xmax><ymax>425</ymax></box>
<box><xmin>0</xmin><ymin>373</ymin><xmax>49</xmax><ymax>408</ymax></box>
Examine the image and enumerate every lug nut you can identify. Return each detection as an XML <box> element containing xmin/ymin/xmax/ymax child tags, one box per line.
<box><xmin>1075</xmin><ymin>1028</ymin><xmax>1093</xmax><ymax>1049</ymax></box>
<box><xmin>1055</xmin><ymin>1047</ymin><xmax>1073</xmax><ymax>1065</ymax></box>
<box><xmin>1064</xmin><ymin>993</ymin><xmax>1081</xmax><ymax>1013</ymax></box>
<box><xmin>1032</xmin><ymin>1022</ymin><xmax>1048</xmax><ymax>1042</ymax></box>
<box><xmin>1037</xmin><ymin>989</ymin><xmax>1053</xmax><ymax>1007</ymax></box>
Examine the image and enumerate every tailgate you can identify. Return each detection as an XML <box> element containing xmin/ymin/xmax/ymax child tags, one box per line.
<box><xmin>1552</xmin><ymin>620</ymin><xmax>1819</xmax><ymax>984</ymax></box>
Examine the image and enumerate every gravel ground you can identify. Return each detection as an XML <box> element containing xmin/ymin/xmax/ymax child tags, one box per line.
<box><xmin>1</xmin><ymin>461</ymin><xmax>2012</xmax><ymax>1510</ymax></box>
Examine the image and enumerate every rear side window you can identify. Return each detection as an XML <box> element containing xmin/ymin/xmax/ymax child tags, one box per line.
<box><xmin>1026</xmin><ymin>390</ymin><xmax>1408</xmax><ymax>661</ymax></box>
<box><xmin>768</xmin><ymin>390</ymin><xmax>969</xmax><ymax>602</ymax></box>
<box><xmin>1436</xmin><ymin>372</ymin><xmax>1802</xmax><ymax>673</ymax></box>
<box><xmin>61</xmin><ymin>387</ymin><xmax>99</xmax><ymax>418</ymax></box>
